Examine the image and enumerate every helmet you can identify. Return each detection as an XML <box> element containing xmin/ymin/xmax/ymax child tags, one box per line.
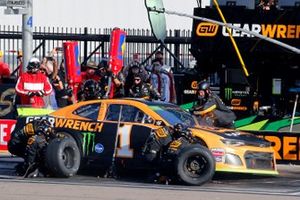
<box><xmin>197</xmin><ymin>81</ymin><xmax>210</xmax><ymax>91</ymax></box>
<box><xmin>83</xmin><ymin>79</ymin><xmax>101</xmax><ymax>100</ymax></box>
<box><xmin>35</xmin><ymin>119</ymin><xmax>53</xmax><ymax>136</ymax></box>
<box><xmin>27</xmin><ymin>57</ymin><xmax>40</xmax><ymax>72</ymax></box>
<box><xmin>129</xmin><ymin>61</ymin><xmax>140</xmax><ymax>68</ymax></box>
<box><xmin>196</xmin><ymin>81</ymin><xmax>210</xmax><ymax>103</ymax></box>
<box><xmin>129</xmin><ymin>61</ymin><xmax>141</xmax><ymax>75</ymax></box>
<box><xmin>133</xmin><ymin>73</ymin><xmax>142</xmax><ymax>79</ymax></box>
<box><xmin>98</xmin><ymin>58</ymin><xmax>108</xmax><ymax>70</ymax></box>
<box><xmin>174</xmin><ymin>123</ymin><xmax>184</xmax><ymax>132</ymax></box>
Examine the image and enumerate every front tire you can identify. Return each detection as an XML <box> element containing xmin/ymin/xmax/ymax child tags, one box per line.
<box><xmin>46</xmin><ymin>137</ymin><xmax>81</xmax><ymax>177</ymax></box>
<box><xmin>176</xmin><ymin>145</ymin><xmax>215</xmax><ymax>185</ymax></box>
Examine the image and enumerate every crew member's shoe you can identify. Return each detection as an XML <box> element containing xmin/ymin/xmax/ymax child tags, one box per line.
<box><xmin>26</xmin><ymin>168</ymin><xmax>40</xmax><ymax>178</ymax></box>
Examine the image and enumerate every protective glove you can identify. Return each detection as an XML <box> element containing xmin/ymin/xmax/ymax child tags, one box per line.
<box><xmin>27</xmin><ymin>91</ymin><xmax>35</xmax><ymax>97</ymax></box>
<box><xmin>36</xmin><ymin>90</ymin><xmax>45</xmax><ymax>97</ymax></box>
<box><xmin>111</xmin><ymin>73</ymin><xmax>116</xmax><ymax>79</ymax></box>
<box><xmin>106</xmin><ymin>70</ymin><xmax>112</xmax><ymax>77</ymax></box>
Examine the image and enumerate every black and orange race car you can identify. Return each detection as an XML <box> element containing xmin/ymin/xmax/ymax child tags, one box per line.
<box><xmin>13</xmin><ymin>98</ymin><xmax>278</xmax><ymax>185</ymax></box>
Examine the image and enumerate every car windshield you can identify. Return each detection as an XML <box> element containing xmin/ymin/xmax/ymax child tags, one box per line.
<box><xmin>149</xmin><ymin>105</ymin><xmax>197</xmax><ymax>127</ymax></box>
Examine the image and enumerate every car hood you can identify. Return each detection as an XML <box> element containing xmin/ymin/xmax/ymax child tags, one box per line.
<box><xmin>190</xmin><ymin>126</ymin><xmax>271</xmax><ymax>147</ymax></box>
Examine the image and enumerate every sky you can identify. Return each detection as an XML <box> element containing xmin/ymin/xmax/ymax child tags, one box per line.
<box><xmin>0</xmin><ymin>0</ymin><xmax>210</xmax><ymax>31</ymax></box>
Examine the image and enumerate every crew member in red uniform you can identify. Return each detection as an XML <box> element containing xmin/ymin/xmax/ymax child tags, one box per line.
<box><xmin>0</xmin><ymin>50</ymin><xmax>11</xmax><ymax>83</ymax></box>
<box><xmin>15</xmin><ymin>57</ymin><xmax>53</xmax><ymax>108</ymax></box>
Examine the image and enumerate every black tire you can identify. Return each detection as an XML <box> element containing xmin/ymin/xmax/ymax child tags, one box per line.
<box><xmin>46</xmin><ymin>137</ymin><xmax>81</xmax><ymax>177</ymax></box>
<box><xmin>176</xmin><ymin>145</ymin><xmax>215</xmax><ymax>186</ymax></box>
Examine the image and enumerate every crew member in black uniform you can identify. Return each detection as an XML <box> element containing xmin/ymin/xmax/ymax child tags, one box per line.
<box><xmin>142</xmin><ymin>123</ymin><xmax>195</xmax><ymax>183</ymax></box>
<box><xmin>98</xmin><ymin>58</ymin><xmax>110</xmax><ymax>97</ymax></box>
<box><xmin>124</xmin><ymin>61</ymin><xmax>149</xmax><ymax>96</ymax></box>
<box><xmin>128</xmin><ymin>74</ymin><xmax>160</xmax><ymax>100</ymax></box>
<box><xmin>8</xmin><ymin>119</ymin><xmax>55</xmax><ymax>177</ymax></box>
<box><xmin>98</xmin><ymin>58</ymin><xmax>125</xmax><ymax>98</ymax></box>
<box><xmin>78</xmin><ymin>79</ymin><xmax>103</xmax><ymax>101</ymax></box>
<box><xmin>191</xmin><ymin>81</ymin><xmax>236</xmax><ymax>128</ymax></box>
<box><xmin>143</xmin><ymin>123</ymin><xmax>194</xmax><ymax>162</ymax></box>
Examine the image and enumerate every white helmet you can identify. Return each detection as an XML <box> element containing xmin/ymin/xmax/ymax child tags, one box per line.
<box><xmin>27</xmin><ymin>57</ymin><xmax>41</xmax><ymax>72</ymax></box>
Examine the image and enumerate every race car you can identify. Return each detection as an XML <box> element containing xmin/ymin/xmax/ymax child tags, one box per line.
<box><xmin>13</xmin><ymin>98</ymin><xmax>278</xmax><ymax>185</ymax></box>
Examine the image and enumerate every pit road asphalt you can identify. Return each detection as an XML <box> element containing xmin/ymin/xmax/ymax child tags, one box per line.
<box><xmin>0</xmin><ymin>155</ymin><xmax>299</xmax><ymax>200</ymax></box>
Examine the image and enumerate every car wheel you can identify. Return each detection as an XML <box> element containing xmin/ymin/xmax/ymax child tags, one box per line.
<box><xmin>176</xmin><ymin>144</ymin><xmax>215</xmax><ymax>186</ymax></box>
<box><xmin>46</xmin><ymin>137</ymin><xmax>81</xmax><ymax>177</ymax></box>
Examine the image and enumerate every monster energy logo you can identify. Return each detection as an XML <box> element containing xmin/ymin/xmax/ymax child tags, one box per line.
<box><xmin>225</xmin><ymin>88</ymin><xmax>233</xmax><ymax>100</ymax></box>
<box><xmin>82</xmin><ymin>132</ymin><xmax>95</xmax><ymax>156</ymax></box>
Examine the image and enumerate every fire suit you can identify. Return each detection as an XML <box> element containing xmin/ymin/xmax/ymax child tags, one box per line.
<box><xmin>8</xmin><ymin>121</ymin><xmax>48</xmax><ymax>175</ymax></box>
<box><xmin>192</xmin><ymin>93</ymin><xmax>236</xmax><ymax>128</ymax></box>
<box><xmin>15</xmin><ymin>71</ymin><xmax>52</xmax><ymax>107</ymax></box>
<box><xmin>129</xmin><ymin>83</ymin><xmax>160</xmax><ymax>100</ymax></box>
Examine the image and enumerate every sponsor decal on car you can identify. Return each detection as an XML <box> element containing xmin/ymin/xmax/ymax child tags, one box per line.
<box><xmin>95</xmin><ymin>143</ymin><xmax>104</xmax><ymax>154</ymax></box>
<box><xmin>26</xmin><ymin>116</ymin><xmax>55</xmax><ymax>126</ymax></box>
<box><xmin>211</xmin><ymin>148</ymin><xmax>225</xmax><ymax>162</ymax></box>
<box><xmin>55</xmin><ymin>118</ymin><xmax>103</xmax><ymax>132</ymax></box>
<box><xmin>82</xmin><ymin>132</ymin><xmax>95</xmax><ymax>156</ymax></box>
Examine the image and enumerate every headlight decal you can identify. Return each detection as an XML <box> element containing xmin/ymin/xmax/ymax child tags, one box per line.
<box><xmin>225</xmin><ymin>153</ymin><xmax>243</xmax><ymax>166</ymax></box>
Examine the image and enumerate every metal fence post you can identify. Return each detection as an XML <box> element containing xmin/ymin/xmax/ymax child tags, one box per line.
<box><xmin>42</xmin><ymin>39</ymin><xmax>45</xmax><ymax>58</ymax></box>
<box><xmin>174</xmin><ymin>29</ymin><xmax>180</xmax><ymax>72</ymax></box>
<box><xmin>83</xmin><ymin>27</ymin><xmax>88</xmax><ymax>66</ymax></box>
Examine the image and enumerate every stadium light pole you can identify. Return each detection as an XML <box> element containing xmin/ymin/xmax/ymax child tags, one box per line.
<box><xmin>22</xmin><ymin>0</ymin><xmax>33</xmax><ymax>71</ymax></box>
<box><xmin>0</xmin><ymin>0</ymin><xmax>33</xmax><ymax>72</ymax></box>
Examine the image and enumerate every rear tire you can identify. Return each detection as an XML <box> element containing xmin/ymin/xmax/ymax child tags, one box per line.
<box><xmin>176</xmin><ymin>145</ymin><xmax>215</xmax><ymax>186</ymax></box>
<box><xmin>46</xmin><ymin>137</ymin><xmax>81</xmax><ymax>177</ymax></box>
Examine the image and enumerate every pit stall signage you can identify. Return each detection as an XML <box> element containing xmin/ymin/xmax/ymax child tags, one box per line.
<box><xmin>0</xmin><ymin>119</ymin><xmax>16</xmax><ymax>153</ymax></box>
<box><xmin>191</xmin><ymin>7</ymin><xmax>300</xmax><ymax>64</ymax></box>
<box><xmin>251</xmin><ymin>131</ymin><xmax>300</xmax><ymax>164</ymax></box>
<box><xmin>0</xmin><ymin>83</ymin><xmax>17</xmax><ymax>153</ymax></box>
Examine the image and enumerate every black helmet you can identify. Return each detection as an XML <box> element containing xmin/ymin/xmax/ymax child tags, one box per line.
<box><xmin>129</xmin><ymin>61</ymin><xmax>140</xmax><ymax>68</ymax></box>
<box><xmin>197</xmin><ymin>81</ymin><xmax>210</xmax><ymax>91</ymax></box>
<box><xmin>129</xmin><ymin>61</ymin><xmax>142</xmax><ymax>74</ymax></box>
<box><xmin>27</xmin><ymin>57</ymin><xmax>40</xmax><ymax>72</ymax></box>
<box><xmin>36</xmin><ymin>119</ymin><xmax>53</xmax><ymax>136</ymax></box>
<box><xmin>174</xmin><ymin>123</ymin><xmax>184</xmax><ymax>132</ymax></box>
<box><xmin>98</xmin><ymin>58</ymin><xmax>108</xmax><ymax>70</ymax></box>
<box><xmin>133</xmin><ymin>73</ymin><xmax>142</xmax><ymax>79</ymax></box>
<box><xmin>83</xmin><ymin>79</ymin><xmax>101</xmax><ymax>100</ymax></box>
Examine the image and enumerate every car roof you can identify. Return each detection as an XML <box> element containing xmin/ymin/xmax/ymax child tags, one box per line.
<box><xmin>78</xmin><ymin>98</ymin><xmax>178</xmax><ymax>107</ymax></box>
<box><xmin>127</xmin><ymin>98</ymin><xmax>177</xmax><ymax>107</ymax></box>
<box><xmin>49</xmin><ymin>98</ymin><xmax>178</xmax><ymax>118</ymax></box>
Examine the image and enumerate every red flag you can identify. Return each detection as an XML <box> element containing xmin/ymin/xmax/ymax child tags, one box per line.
<box><xmin>107</xmin><ymin>28</ymin><xmax>126</xmax><ymax>98</ymax></box>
